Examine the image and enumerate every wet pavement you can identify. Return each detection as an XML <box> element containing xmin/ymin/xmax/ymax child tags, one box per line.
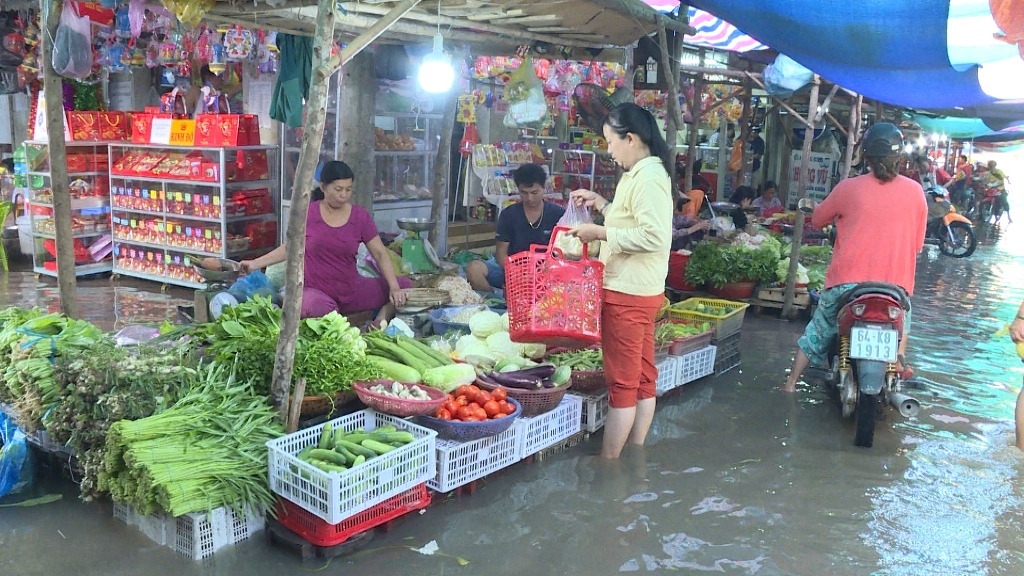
<box><xmin>2</xmin><ymin>217</ymin><xmax>1024</xmax><ymax>575</ymax></box>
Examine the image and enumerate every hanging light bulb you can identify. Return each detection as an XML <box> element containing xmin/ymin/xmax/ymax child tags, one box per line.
<box><xmin>418</xmin><ymin>32</ymin><xmax>454</xmax><ymax>93</ymax></box>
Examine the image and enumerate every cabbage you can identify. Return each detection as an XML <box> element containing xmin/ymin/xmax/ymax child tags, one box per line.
<box><xmin>777</xmin><ymin>258</ymin><xmax>809</xmax><ymax>284</ymax></box>
<box><xmin>455</xmin><ymin>334</ymin><xmax>491</xmax><ymax>359</ymax></box>
<box><xmin>518</xmin><ymin>342</ymin><xmax>546</xmax><ymax>360</ymax></box>
<box><xmin>485</xmin><ymin>331</ymin><xmax>519</xmax><ymax>359</ymax></box>
<box><xmin>500</xmin><ymin>313</ymin><xmax>510</xmax><ymax>331</ymax></box>
<box><xmin>469</xmin><ymin>310</ymin><xmax>503</xmax><ymax>338</ymax></box>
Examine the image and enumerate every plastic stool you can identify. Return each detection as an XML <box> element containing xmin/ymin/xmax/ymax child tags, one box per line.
<box><xmin>0</xmin><ymin>201</ymin><xmax>12</xmax><ymax>271</ymax></box>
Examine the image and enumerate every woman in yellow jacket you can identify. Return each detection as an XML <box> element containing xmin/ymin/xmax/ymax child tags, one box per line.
<box><xmin>569</xmin><ymin>103</ymin><xmax>673</xmax><ymax>459</ymax></box>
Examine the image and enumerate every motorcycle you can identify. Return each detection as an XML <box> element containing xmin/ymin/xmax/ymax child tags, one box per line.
<box><xmin>923</xmin><ymin>186</ymin><xmax>977</xmax><ymax>258</ymax></box>
<box><xmin>977</xmin><ymin>186</ymin><xmax>1002</xmax><ymax>222</ymax></box>
<box><xmin>808</xmin><ymin>283</ymin><xmax>920</xmax><ymax>448</ymax></box>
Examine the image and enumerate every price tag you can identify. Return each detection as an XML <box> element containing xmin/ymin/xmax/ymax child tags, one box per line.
<box><xmin>169</xmin><ymin>120</ymin><xmax>195</xmax><ymax>146</ymax></box>
<box><xmin>150</xmin><ymin>118</ymin><xmax>173</xmax><ymax>145</ymax></box>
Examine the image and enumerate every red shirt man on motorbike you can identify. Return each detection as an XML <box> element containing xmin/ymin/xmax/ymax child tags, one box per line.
<box><xmin>784</xmin><ymin>123</ymin><xmax>928</xmax><ymax>393</ymax></box>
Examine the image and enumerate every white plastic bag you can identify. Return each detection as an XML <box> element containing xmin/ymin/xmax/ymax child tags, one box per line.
<box><xmin>554</xmin><ymin>201</ymin><xmax>593</xmax><ymax>260</ymax></box>
<box><xmin>52</xmin><ymin>1</ymin><xmax>93</xmax><ymax>79</ymax></box>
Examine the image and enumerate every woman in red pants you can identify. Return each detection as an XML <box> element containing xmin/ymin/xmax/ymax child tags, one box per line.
<box><xmin>569</xmin><ymin>103</ymin><xmax>674</xmax><ymax>459</ymax></box>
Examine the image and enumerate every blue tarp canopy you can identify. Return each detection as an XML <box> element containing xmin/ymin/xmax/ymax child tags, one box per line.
<box><xmin>686</xmin><ymin>0</ymin><xmax>1024</xmax><ymax>127</ymax></box>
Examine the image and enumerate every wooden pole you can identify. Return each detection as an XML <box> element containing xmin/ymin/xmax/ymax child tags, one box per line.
<box><xmin>734</xmin><ymin>80</ymin><xmax>752</xmax><ymax>190</ymax></box>
<box><xmin>781</xmin><ymin>76</ymin><xmax>820</xmax><ymax>318</ymax></box>
<box><xmin>699</xmin><ymin>88</ymin><xmax>744</xmax><ymax>119</ymax></box>
<box><xmin>681</xmin><ymin>65</ymin><xmax>761</xmax><ymax>80</ymax></box>
<box><xmin>317</xmin><ymin>0</ymin><xmax>422</xmax><ymax>81</ymax></box>
<box><xmin>340</xmin><ymin>52</ymin><xmax>377</xmax><ymax>211</ymax></box>
<box><xmin>682</xmin><ymin>48</ymin><xmax>705</xmax><ymax>196</ymax></box>
<box><xmin>428</xmin><ymin>59</ymin><xmax>462</xmax><ymax>250</ymax></box>
<box><xmin>270</xmin><ymin>0</ymin><xmax>337</xmax><ymax>421</ymax></box>
<box><xmin>40</xmin><ymin>0</ymin><xmax>77</xmax><ymax>318</ymax></box>
<box><xmin>744</xmin><ymin>72</ymin><xmax>813</xmax><ymax>129</ymax></box>
<box><xmin>657</xmin><ymin>22</ymin><xmax>684</xmax><ymax>189</ymax></box>
<box><xmin>841</xmin><ymin>94</ymin><xmax>862</xmax><ymax>181</ymax></box>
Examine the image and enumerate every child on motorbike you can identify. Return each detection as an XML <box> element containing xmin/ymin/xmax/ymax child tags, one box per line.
<box><xmin>783</xmin><ymin>123</ymin><xmax>928</xmax><ymax>393</ymax></box>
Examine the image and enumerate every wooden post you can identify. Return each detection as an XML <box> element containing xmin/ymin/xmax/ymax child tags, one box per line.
<box><xmin>270</xmin><ymin>0</ymin><xmax>337</xmax><ymax>421</ymax></box>
<box><xmin>682</xmin><ymin>48</ymin><xmax>705</xmax><ymax>195</ymax></box>
<box><xmin>734</xmin><ymin>80</ymin><xmax>752</xmax><ymax>190</ymax></box>
<box><xmin>841</xmin><ymin>94</ymin><xmax>862</xmax><ymax>181</ymax></box>
<box><xmin>428</xmin><ymin>59</ymin><xmax>462</xmax><ymax>250</ymax></box>
<box><xmin>781</xmin><ymin>76</ymin><xmax>820</xmax><ymax>318</ymax></box>
<box><xmin>317</xmin><ymin>0</ymin><xmax>422</xmax><ymax>81</ymax></box>
<box><xmin>657</xmin><ymin>22</ymin><xmax>684</xmax><ymax>189</ymax></box>
<box><xmin>40</xmin><ymin>0</ymin><xmax>77</xmax><ymax>318</ymax></box>
<box><xmin>339</xmin><ymin>52</ymin><xmax>376</xmax><ymax>211</ymax></box>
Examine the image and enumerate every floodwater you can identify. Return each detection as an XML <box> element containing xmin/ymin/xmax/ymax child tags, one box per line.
<box><xmin>2</xmin><ymin>220</ymin><xmax>1024</xmax><ymax>576</ymax></box>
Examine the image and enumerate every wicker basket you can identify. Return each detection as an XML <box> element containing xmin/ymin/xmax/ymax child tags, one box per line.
<box><xmin>300</xmin><ymin>390</ymin><xmax>357</xmax><ymax>417</ymax></box>
<box><xmin>403</xmin><ymin>288</ymin><xmax>451</xmax><ymax>308</ymax></box>
<box><xmin>477</xmin><ymin>380</ymin><xmax>568</xmax><ymax>417</ymax></box>
<box><xmin>352</xmin><ymin>380</ymin><xmax>446</xmax><ymax>418</ymax></box>
<box><xmin>416</xmin><ymin>398</ymin><xmax>522</xmax><ymax>441</ymax></box>
<box><xmin>569</xmin><ymin>370</ymin><xmax>606</xmax><ymax>393</ymax></box>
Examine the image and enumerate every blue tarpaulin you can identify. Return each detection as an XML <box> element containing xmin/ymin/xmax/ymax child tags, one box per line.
<box><xmin>685</xmin><ymin>0</ymin><xmax>1024</xmax><ymax>121</ymax></box>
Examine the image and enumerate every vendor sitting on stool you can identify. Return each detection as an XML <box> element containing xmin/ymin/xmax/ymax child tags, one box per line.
<box><xmin>239</xmin><ymin>161</ymin><xmax>411</xmax><ymax>325</ymax></box>
<box><xmin>466</xmin><ymin>163</ymin><xmax>565</xmax><ymax>292</ymax></box>
<box><xmin>672</xmin><ymin>196</ymin><xmax>711</xmax><ymax>250</ymax></box>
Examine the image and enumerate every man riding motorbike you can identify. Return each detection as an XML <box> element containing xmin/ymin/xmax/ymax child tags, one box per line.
<box><xmin>783</xmin><ymin>123</ymin><xmax>928</xmax><ymax>393</ymax></box>
<box><xmin>986</xmin><ymin>160</ymin><xmax>1012</xmax><ymax>224</ymax></box>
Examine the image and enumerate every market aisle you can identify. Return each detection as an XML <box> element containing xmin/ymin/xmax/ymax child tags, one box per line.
<box><xmin>3</xmin><ymin>221</ymin><xmax>1024</xmax><ymax>576</ymax></box>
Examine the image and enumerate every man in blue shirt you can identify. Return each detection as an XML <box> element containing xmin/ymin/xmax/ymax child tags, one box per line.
<box><xmin>465</xmin><ymin>164</ymin><xmax>565</xmax><ymax>292</ymax></box>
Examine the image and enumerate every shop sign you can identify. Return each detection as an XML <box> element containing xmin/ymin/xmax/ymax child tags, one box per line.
<box><xmin>789</xmin><ymin>150</ymin><xmax>837</xmax><ymax>203</ymax></box>
<box><xmin>149</xmin><ymin>119</ymin><xmax>195</xmax><ymax>146</ymax></box>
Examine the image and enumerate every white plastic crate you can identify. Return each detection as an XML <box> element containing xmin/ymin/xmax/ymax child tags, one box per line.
<box><xmin>654</xmin><ymin>355</ymin><xmax>682</xmax><ymax>397</ymax></box>
<box><xmin>428</xmin><ymin>424</ymin><xmax>521</xmax><ymax>493</ymax></box>
<box><xmin>266</xmin><ymin>409</ymin><xmax>437</xmax><ymax>525</ymax></box>
<box><xmin>571</xmin><ymin>391</ymin><xmax>609</xmax><ymax>433</ymax></box>
<box><xmin>676</xmin><ymin>345</ymin><xmax>717</xmax><ymax>386</ymax></box>
<box><xmin>112</xmin><ymin>502</ymin><xmax>262</xmax><ymax>560</ymax></box>
<box><xmin>516</xmin><ymin>395</ymin><xmax>583</xmax><ymax>458</ymax></box>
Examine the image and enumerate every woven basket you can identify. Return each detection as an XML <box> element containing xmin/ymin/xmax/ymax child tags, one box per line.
<box><xmin>300</xmin><ymin>390</ymin><xmax>357</xmax><ymax>417</ymax></box>
<box><xmin>416</xmin><ymin>398</ymin><xmax>521</xmax><ymax>441</ymax></box>
<box><xmin>569</xmin><ymin>370</ymin><xmax>606</xmax><ymax>393</ymax></box>
<box><xmin>477</xmin><ymin>380</ymin><xmax>568</xmax><ymax>417</ymax></box>
<box><xmin>352</xmin><ymin>380</ymin><xmax>446</xmax><ymax>417</ymax></box>
<box><xmin>404</xmin><ymin>288</ymin><xmax>451</xmax><ymax>308</ymax></box>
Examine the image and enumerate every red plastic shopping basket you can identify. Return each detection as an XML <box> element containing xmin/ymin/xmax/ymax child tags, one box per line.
<box><xmin>504</xmin><ymin>226</ymin><xmax>604</xmax><ymax>347</ymax></box>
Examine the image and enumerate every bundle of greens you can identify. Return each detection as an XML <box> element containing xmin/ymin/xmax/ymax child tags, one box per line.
<box><xmin>684</xmin><ymin>242</ymin><xmax>780</xmax><ymax>288</ymax></box>
<box><xmin>100</xmin><ymin>363</ymin><xmax>283</xmax><ymax>517</ymax></box>
<box><xmin>198</xmin><ymin>296</ymin><xmax>379</xmax><ymax>398</ymax></box>
<box><xmin>2</xmin><ymin>313</ymin><xmax>107</xmax><ymax>432</ymax></box>
<box><xmin>0</xmin><ymin>307</ymin><xmax>43</xmax><ymax>403</ymax></box>
<box><xmin>50</xmin><ymin>341</ymin><xmax>199</xmax><ymax>501</ymax></box>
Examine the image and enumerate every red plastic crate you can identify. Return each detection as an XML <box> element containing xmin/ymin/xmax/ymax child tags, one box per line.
<box><xmin>274</xmin><ymin>484</ymin><xmax>430</xmax><ymax>547</ymax></box>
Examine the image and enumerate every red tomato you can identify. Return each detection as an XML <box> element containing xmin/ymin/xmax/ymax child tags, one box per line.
<box><xmin>464</xmin><ymin>415</ymin><xmax>482</xmax><ymax>422</ymax></box>
<box><xmin>455</xmin><ymin>385</ymin><xmax>472</xmax><ymax>399</ymax></box>
<box><xmin>500</xmin><ymin>400</ymin><xmax>516</xmax><ymax>415</ymax></box>
<box><xmin>491</xmin><ymin>388</ymin><xmax>507</xmax><ymax>402</ymax></box>
<box><xmin>445</xmin><ymin>393</ymin><xmax>456</xmax><ymax>403</ymax></box>
<box><xmin>456</xmin><ymin>406</ymin><xmax>474</xmax><ymax>421</ymax></box>
<box><xmin>437</xmin><ymin>408</ymin><xmax>452</xmax><ymax>420</ymax></box>
<box><xmin>442</xmin><ymin>401</ymin><xmax>458</xmax><ymax>415</ymax></box>
<box><xmin>467</xmin><ymin>385</ymin><xmax>481</xmax><ymax>396</ymax></box>
<box><xmin>455</xmin><ymin>396</ymin><xmax>469</xmax><ymax>407</ymax></box>
<box><xmin>483</xmin><ymin>400</ymin><xmax>501</xmax><ymax>418</ymax></box>
<box><xmin>474</xmin><ymin>405</ymin><xmax>488</xmax><ymax>420</ymax></box>
<box><xmin>477</xmin><ymin>391</ymin><xmax>493</xmax><ymax>404</ymax></box>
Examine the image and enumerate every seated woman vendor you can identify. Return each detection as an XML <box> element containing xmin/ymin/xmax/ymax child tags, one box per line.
<box><xmin>672</xmin><ymin>196</ymin><xmax>710</xmax><ymax>250</ymax></box>
<box><xmin>239</xmin><ymin>161</ymin><xmax>411</xmax><ymax>324</ymax></box>
<box><xmin>465</xmin><ymin>163</ymin><xmax>565</xmax><ymax>292</ymax></box>
<box><xmin>751</xmin><ymin>181</ymin><xmax>783</xmax><ymax>218</ymax></box>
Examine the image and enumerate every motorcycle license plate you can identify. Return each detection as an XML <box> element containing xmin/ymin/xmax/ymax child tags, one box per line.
<box><xmin>849</xmin><ymin>327</ymin><xmax>898</xmax><ymax>362</ymax></box>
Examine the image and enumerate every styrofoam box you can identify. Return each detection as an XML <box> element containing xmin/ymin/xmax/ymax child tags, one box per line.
<box><xmin>112</xmin><ymin>502</ymin><xmax>263</xmax><ymax>560</ymax></box>
<box><xmin>516</xmin><ymin>395</ymin><xmax>583</xmax><ymax>458</ymax></box>
<box><xmin>677</xmin><ymin>345</ymin><xmax>717</xmax><ymax>386</ymax></box>
<box><xmin>654</xmin><ymin>355</ymin><xmax>682</xmax><ymax>397</ymax></box>
<box><xmin>571</xmin><ymin>391</ymin><xmax>609</xmax><ymax>433</ymax></box>
<box><xmin>428</xmin><ymin>424</ymin><xmax>521</xmax><ymax>493</ymax></box>
<box><xmin>266</xmin><ymin>409</ymin><xmax>437</xmax><ymax>525</ymax></box>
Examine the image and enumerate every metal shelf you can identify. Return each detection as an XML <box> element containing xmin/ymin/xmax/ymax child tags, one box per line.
<box><xmin>373</xmin><ymin>150</ymin><xmax>437</xmax><ymax>157</ymax></box>
<box><xmin>112</xmin><ymin>207</ymin><xmax>275</xmax><ymax>224</ymax></box>
<box><xmin>27</xmin><ymin>171</ymin><xmax>107</xmax><ymax>178</ymax></box>
<box><xmin>33</xmin><ymin>229</ymin><xmax>111</xmax><ymax>240</ymax></box>
<box><xmin>112</xmin><ymin>266</ymin><xmax>204</xmax><ymax>289</ymax></box>
<box><xmin>30</xmin><ymin>198</ymin><xmax>110</xmax><ymax>210</ymax></box>
<box><xmin>113</xmin><ymin>238</ymin><xmax>224</xmax><ymax>259</ymax></box>
<box><xmin>34</xmin><ymin>261</ymin><xmax>112</xmax><ymax>278</ymax></box>
<box><xmin>110</xmin><ymin>175</ymin><xmax>275</xmax><ymax>189</ymax></box>
<box><xmin>107</xmin><ymin>143</ymin><xmax>277</xmax><ymax>152</ymax></box>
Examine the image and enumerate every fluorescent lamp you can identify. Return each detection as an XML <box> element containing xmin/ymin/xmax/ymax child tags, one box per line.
<box><xmin>418</xmin><ymin>33</ymin><xmax>454</xmax><ymax>94</ymax></box>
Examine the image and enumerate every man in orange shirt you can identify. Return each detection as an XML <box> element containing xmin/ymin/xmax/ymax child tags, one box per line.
<box><xmin>783</xmin><ymin>123</ymin><xmax>928</xmax><ymax>392</ymax></box>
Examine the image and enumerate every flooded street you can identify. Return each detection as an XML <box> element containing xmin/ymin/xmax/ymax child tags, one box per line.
<box><xmin>2</xmin><ymin>219</ymin><xmax>1024</xmax><ymax>576</ymax></box>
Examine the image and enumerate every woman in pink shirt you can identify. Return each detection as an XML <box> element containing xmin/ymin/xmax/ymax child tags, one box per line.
<box><xmin>783</xmin><ymin>124</ymin><xmax>928</xmax><ymax>392</ymax></box>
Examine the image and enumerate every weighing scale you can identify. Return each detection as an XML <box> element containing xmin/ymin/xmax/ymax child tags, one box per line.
<box><xmin>194</xmin><ymin>258</ymin><xmax>242</xmax><ymax>320</ymax></box>
<box><xmin>395</xmin><ymin>217</ymin><xmax>441</xmax><ymax>274</ymax></box>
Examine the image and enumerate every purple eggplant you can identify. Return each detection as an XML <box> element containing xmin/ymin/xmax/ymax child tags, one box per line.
<box><xmin>541</xmin><ymin>378</ymin><xmax>556</xmax><ymax>388</ymax></box>
<box><xmin>477</xmin><ymin>372</ymin><xmax>503</xmax><ymax>387</ymax></box>
<box><xmin>510</xmin><ymin>365</ymin><xmax>557</xmax><ymax>379</ymax></box>
<box><xmin>487</xmin><ymin>371</ymin><xmax>543</xmax><ymax>389</ymax></box>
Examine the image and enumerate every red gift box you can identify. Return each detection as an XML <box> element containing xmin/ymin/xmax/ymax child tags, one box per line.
<box><xmin>99</xmin><ymin>112</ymin><xmax>128</xmax><ymax>141</ymax></box>
<box><xmin>236</xmin><ymin>150</ymin><xmax>269</xmax><ymax>181</ymax></box>
<box><xmin>194</xmin><ymin>114</ymin><xmax>219</xmax><ymax>147</ymax></box>
<box><xmin>132</xmin><ymin>113</ymin><xmax>154</xmax><ymax>144</ymax></box>
<box><xmin>67</xmin><ymin>154</ymin><xmax>87</xmax><ymax>172</ymax></box>
<box><xmin>68</xmin><ymin>112</ymin><xmax>99</xmax><ymax>141</ymax></box>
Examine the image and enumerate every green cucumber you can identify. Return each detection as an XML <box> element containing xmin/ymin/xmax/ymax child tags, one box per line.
<box><xmin>297</xmin><ymin>445</ymin><xmax>315</xmax><ymax>461</ymax></box>
<box><xmin>333</xmin><ymin>444</ymin><xmax>358</xmax><ymax>465</ymax></box>
<box><xmin>400</xmin><ymin>336</ymin><xmax>453</xmax><ymax>366</ymax></box>
<box><xmin>551</xmin><ymin>365</ymin><xmax>572</xmax><ymax>387</ymax></box>
<box><xmin>376</xmin><ymin>425</ymin><xmax>398</xmax><ymax>434</ymax></box>
<box><xmin>336</xmin><ymin>439</ymin><xmax>377</xmax><ymax>459</ymax></box>
<box><xmin>309</xmin><ymin>448</ymin><xmax>348</xmax><ymax>467</ymax></box>
<box><xmin>374</xmin><ymin>431</ymin><xmax>415</xmax><ymax>444</ymax></box>
<box><xmin>361</xmin><ymin>439</ymin><xmax>396</xmax><ymax>455</ymax></box>
<box><xmin>318</xmin><ymin>422</ymin><xmax>333</xmax><ymax>450</ymax></box>
<box><xmin>395</xmin><ymin>338</ymin><xmax>441</xmax><ymax>369</ymax></box>
<box><xmin>352</xmin><ymin>454</ymin><xmax>366</xmax><ymax>467</ymax></box>
<box><xmin>308</xmin><ymin>459</ymin><xmax>348</xmax><ymax>473</ymax></box>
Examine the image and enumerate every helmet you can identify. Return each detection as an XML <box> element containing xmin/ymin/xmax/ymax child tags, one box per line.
<box><xmin>862</xmin><ymin>123</ymin><xmax>904</xmax><ymax>157</ymax></box>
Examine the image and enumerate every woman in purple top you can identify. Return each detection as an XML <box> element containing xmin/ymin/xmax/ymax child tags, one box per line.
<box><xmin>240</xmin><ymin>161</ymin><xmax>411</xmax><ymax>325</ymax></box>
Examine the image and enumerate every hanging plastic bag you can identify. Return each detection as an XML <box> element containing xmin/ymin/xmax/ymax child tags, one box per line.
<box><xmin>553</xmin><ymin>201</ymin><xmax>598</xmax><ymax>260</ymax></box>
<box><xmin>0</xmin><ymin>411</ymin><xmax>34</xmax><ymax>499</ymax></box>
<box><xmin>52</xmin><ymin>1</ymin><xmax>93</xmax><ymax>80</ymax></box>
<box><xmin>503</xmin><ymin>58</ymin><xmax>550</xmax><ymax>128</ymax></box>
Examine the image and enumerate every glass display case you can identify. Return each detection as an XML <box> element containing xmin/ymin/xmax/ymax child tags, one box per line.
<box><xmin>372</xmin><ymin>112</ymin><xmax>445</xmax><ymax>236</ymax></box>
<box><xmin>23</xmin><ymin>141</ymin><xmax>113</xmax><ymax>278</ymax></box>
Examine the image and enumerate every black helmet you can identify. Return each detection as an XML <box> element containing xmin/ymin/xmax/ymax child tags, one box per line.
<box><xmin>862</xmin><ymin>123</ymin><xmax>904</xmax><ymax>157</ymax></box>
